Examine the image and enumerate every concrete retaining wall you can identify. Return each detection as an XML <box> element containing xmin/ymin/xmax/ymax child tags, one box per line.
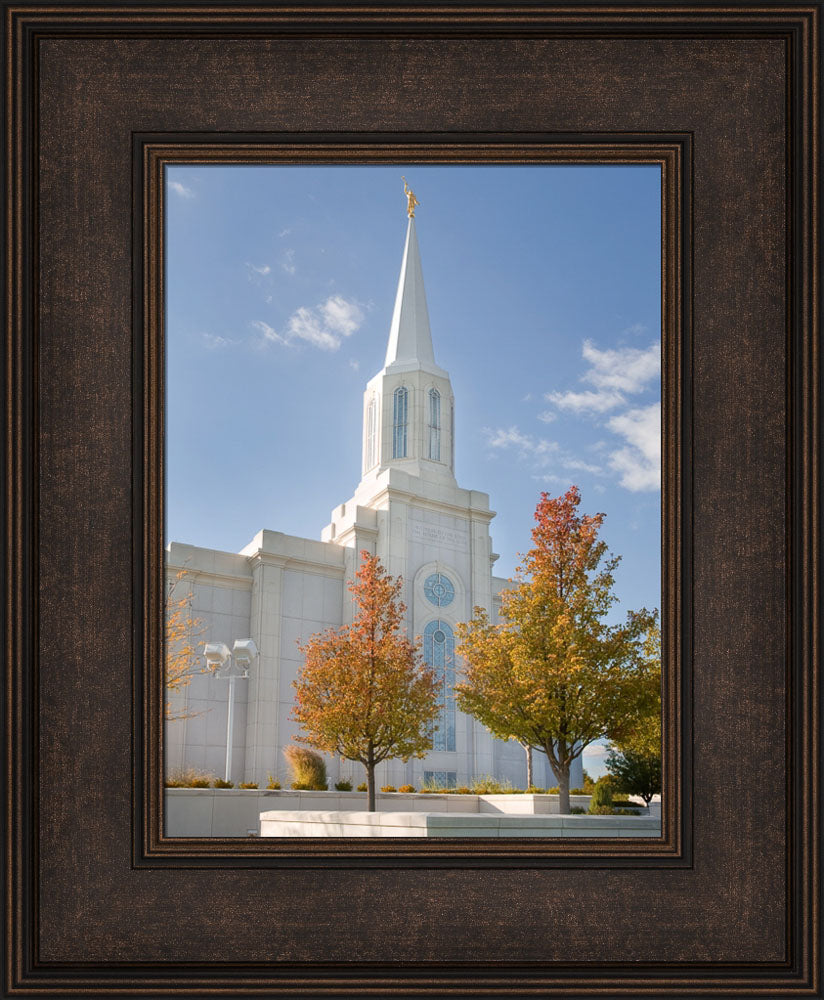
<box><xmin>260</xmin><ymin>809</ymin><xmax>661</xmax><ymax>838</ymax></box>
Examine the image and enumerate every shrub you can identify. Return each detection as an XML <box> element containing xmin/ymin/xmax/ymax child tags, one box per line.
<box><xmin>569</xmin><ymin>806</ymin><xmax>586</xmax><ymax>814</ymax></box>
<box><xmin>588</xmin><ymin>776</ymin><xmax>614</xmax><ymax>813</ymax></box>
<box><xmin>526</xmin><ymin>786</ymin><xmax>546</xmax><ymax>794</ymax></box>
<box><xmin>455</xmin><ymin>786</ymin><xmax>472</xmax><ymax>795</ymax></box>
<box><xmin>569</xmin><ymin>787</ymin><xmax>586</xmax><ymax>795</ymax></box>
<box><xmin>469</xmin><ymin>775</ymin><xmax>514</xmax><ymax>795</ymax></box>
<box><xmin>266</xmin><ymin>774</ymin><xmax>281</xmax><ymax>790</ymax></box>
<box><xmin>547</xmin><ymin>786</ymin><xmax>560</xmax><ymax>794</ymax></box>
<box><xmin>380</xmin><ymin>785</ymin><xmax>397</xmax><ymax>793</ymax></box>
<box><xmin>213</xmin><ymin>778</ymin><xmax>234</xmax><ymax>789</ymax></box>
<box><xmin>238</xmin><ymin>781</ymin><xmax>258</xmax><ymax>789</ymax></box>
<box><xmin>398</xmin><ymin>784</ymin><xmax>416</xmax><ymax>794</ymax></box>
<box><xmin>589</xmin><ymin>804</ymin><xmax>616</xmax><ymax>815</ymax></box>
<box><xmin>615</xmin><ymin>807</ymin><xmax>640</xmax><ymax>815</ymax></box>
<box><xmin>283</xmin><ymin>745</ymin><xmax>328</xmax><ymax>791</ymax></box>
<box><xmin>334</xmin><ymin>780</ymin><xmax>353</xmax><ymax>791</ymax></box>
<box><xmin>357</xmin><ymin>782</ymin><xmax>367</xmax><ymax>792</ymax></box>
<box><xmin>581</xmin><ymin>768</ymin><xmax>596</xmax><ymax>793</ymax></box>
<box><xmin>164</xmin><ymin>767</ymin><xmax>213</xmax><ymax>788</ymax></box>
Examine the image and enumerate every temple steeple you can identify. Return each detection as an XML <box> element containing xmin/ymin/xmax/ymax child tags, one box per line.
<box><xmin>384</xmin><ymin>218</ymin><xmax>437</xmax><ymax>372</ymax></box>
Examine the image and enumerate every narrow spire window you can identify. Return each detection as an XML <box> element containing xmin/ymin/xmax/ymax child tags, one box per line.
<box><xmin>450</xmin><ymin>404</ymin><xmax>455</xmax><ymax>471</ymax></box>
<box><xmin>364</xmin><ymin>397</ymin><xmax>378</xmax><ymax>472</ymax></box>
<box><xmin>392</xmin><ymin>387</ymin><xmax>408</xmax><ymax>458</ymax></box>
<box><xmin>428</xmin><ymin>388</ymin><xmax>441</xmax><ymax>461</ymax></box>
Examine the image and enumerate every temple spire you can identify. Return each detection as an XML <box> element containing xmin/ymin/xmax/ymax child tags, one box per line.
<box><xmin>384</xmin><ymin>216</ymin><xmax>437</xmax><ymax>370</ymax></box>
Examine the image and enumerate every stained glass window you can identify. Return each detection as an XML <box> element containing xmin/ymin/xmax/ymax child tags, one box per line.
<box><xmin>364</xmin><ymin>396</ymin><xmax>378</xmax><ymax>471</ymax></box>
<box><xmin>424</xmin><ymin>619</ymin><xmax>456</xmax><ymax>752</ymax></box>
<box><xmin>424</xmin><ymin>572</ymin><xmax>454</xmax><ymax>608</ymax></box>
<box><xmin>392</xmin><ymin>386</ymin><xmax>408</xmax><ymax>458</ymax></box>
<box><xmin>428</xmin><ymin>388</ymin><xmax>441</xmax><ymax>461</ymax></box>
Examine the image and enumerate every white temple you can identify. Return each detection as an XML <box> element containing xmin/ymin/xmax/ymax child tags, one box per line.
<box><xmin>165</xmin><ymin>207</ymin><xmax>584</xmax><ymax>792</ymax></box>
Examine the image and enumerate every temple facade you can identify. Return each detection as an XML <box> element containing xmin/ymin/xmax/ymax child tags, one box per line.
<box><xmin>165</xmin><ymin>213</ymin><xmax>583</xmax><ymax>792</ymax></box>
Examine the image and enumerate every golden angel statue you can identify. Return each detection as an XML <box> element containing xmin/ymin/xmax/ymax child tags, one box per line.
<box><xmin>402</xmin><ymin>176</ymin><xmax>420</xmax><ymax>218</ymax></box>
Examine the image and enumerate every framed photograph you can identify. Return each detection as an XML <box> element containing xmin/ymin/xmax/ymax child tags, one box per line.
<box><xmin>5</xmin><ymin>2</ymin><xmax>820</xmax><ymax>997</ymax></box>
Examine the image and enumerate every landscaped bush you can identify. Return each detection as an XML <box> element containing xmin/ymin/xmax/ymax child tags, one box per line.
<box><xmin>398</xmin><ymin>784</ymin><xmax>416</xmax><ymax>793</ymax></box>
<box><xmin>469</xmin><ymin>775</ymin><xmax>514</xmax><ymax>795</ymax></box>
<box><xmin>526</xmin><ymin>786</ymin><xmax>546</xmax><ymax>794</ymax></box>
<box><xmin>380</xmin><ymin>785</ymin><xmax>397</xmax><ymax>793</ymax></box>
<box><xmin>588</xmin><ymin>776</ymin><xmax>614</xmax><ymax>813</ymax></box>
<box><xmin>589</xmin><ymin>804</ymin><xmax>616</xmax><ymax>815</ymax></box>
<box><xmin>614</xmin><ymin>807</ymin><xmax>641</xmax><ymax>815</ymax></box>
<box><xmin>164</xmin><ymin>767</ymin><xmax>213</xmax><ymax>788</ymax></box>
<box><xmin>283</xmin><ymin>745</ymin><xmax>328</xmax><ymax>790</ymax></box>
<box><xmin>238</xmin><ymin>781</ymin><xmax>258</xmax><ymax>789</ymax></box>
<box><xmin>334</xmin><ymin>780</ymin><xmax>353</xmax><ymax>791</ymax></box>
<box><xmin>213</xmin><ymin>778</ymin><xmax>234</xmax><ymax>789</ymax></box>
<box><xmin>569</xmin><ymin>787</ymin><xmax>586</xmax><ymax>795</ymax></box>
<box><xmin>569</xmin><ymin>806</ymin><xmax>586</xmax><ymax>814</ymax></box>
<box><xmin>455</xmin><ymin>786</ymin><xmax>472</xmax><ymax>795</ymax></box>
<box><xmin>357</xmin><ymin>782</ymin><xmax>367</xmax><ymax>792</ymax></box>
<box><xmin>266</xmin><ymin>774</ymin><xmax>281</xmax><ymax>790</ymax></box>
<box><xmin>547</xmin><ymin>786</ymin><xmax>560</xmax><ymax>794</ymax></box>
<box><xmin>420</xmin><ymin>779</ymin><xmax>448</xmax><ymax>793</ymax></box>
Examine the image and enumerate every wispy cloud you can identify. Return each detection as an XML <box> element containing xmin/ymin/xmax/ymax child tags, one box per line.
<box><xmin>200</xmin><ymin>332</ymin><xmax>237</xmax><ymax>350</ymax></box>
<box><xmin>348</xmin><ymin>359</ymin><xmax>360</xmax><ymax>372</ymax></box>
<box><xmin>254</xmin><ymin>295</ymin><xmax>364</xmax><ymax>353</ymax></box>
<box><xmin>485</xmin><ymin>426</ymin><xmax>559</xmax><ymax>466</ymax></box>
<box><xmin>278</xmin><ymin>227</ymin><xmax>292</xmax><ymax>238</ymax></box>
<box><xmin>168</xmin><ymin>180</ymin><xmax>195</xmax><ymax>200</ymax></box>
<box><xmin>281</xmin><ymin>249</ymin><xmax>296</xmax><ymax>275</ymax></box>
<box><xmin>607</xmin><ymin>403</ymin><xmax>661</xmax><ymax>491</ymax></box>
<box><xmin>546</xmin><ymin>339</ymin><xmax>660</xmax><ymax>415</ymax></box>
<box><xmin>246</xmin><ymin>263</ymin><xmax>271</xmax><ymax>279</ymax></box>
<box><xmin>582</xmin><ymin>743</ymin><xmax>610</xmax><ymax>758</ymax></box>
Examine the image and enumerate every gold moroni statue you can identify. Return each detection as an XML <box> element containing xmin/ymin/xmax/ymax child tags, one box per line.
<box><xmin>402</xmin><ymin>176</ymin><xmax>420</xmax><ymax>218</ymax></box>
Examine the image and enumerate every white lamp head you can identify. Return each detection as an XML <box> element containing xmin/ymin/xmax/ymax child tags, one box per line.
<box><xmin>203</xmin><ymin>642</ymin><xmax>231</xmax><ymax>669</ymax></box>
<box><xmin>231</xmin><ymin>638</ymin><xmax>258</xmax><ymax>673</ymax></box>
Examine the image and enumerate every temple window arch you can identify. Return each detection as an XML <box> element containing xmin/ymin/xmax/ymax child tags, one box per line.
<box><xmin>364</xmin><ymin>396</ymin><xmax>378</xmax><ymax>471</ymax></box>
<box><xmin>424</xmin><ymin>619</ymin><xmax>456</xmax><ymax>752</ymax></box>
<box><xmin>428</xmin><ymin>387</ymin><xmax>441</xmax><ymax>461</ymax></box>
<box><xmin>392</xmin><ymin>386</ymin><xmax>408</xmax><ymax>458</ymax></box>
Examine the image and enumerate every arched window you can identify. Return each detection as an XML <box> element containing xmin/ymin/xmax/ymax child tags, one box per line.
<box><xmin>428</xmin><ymin>388</ymin><xmax>441</xmax><ymax>461</ymax></box>
<box><xmin>392</xmin><ymin>386</ymin><xmax>408</xmax><ymax>458</ymax></box>
<box><xmin>424</xmin><ymin>620</ymin><xmax>456</xmax><ymax>752</ymax></box>
<box><xmin>364</xmin><ymin>397</ymin><xmax>377</xmax><ymax>472</ymax></box>
<box><xmin>450</xmin><ymin>404</ymin><xmax>455</xmax><ymax>471</ymax></box>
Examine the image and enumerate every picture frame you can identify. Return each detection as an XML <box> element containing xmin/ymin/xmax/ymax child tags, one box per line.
<box><xmin>4</xmin><ymin>3</ymin><xmax>820</xmax><ymax>996</ymax></box>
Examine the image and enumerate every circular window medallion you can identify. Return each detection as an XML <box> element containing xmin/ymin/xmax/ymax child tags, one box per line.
<box><xmin>424</xmin><ymin>573</ymin><xmax>455</xmax><ymax>607</ymax></box>
<box><xmin>433</xmin><ymin>629</ymin><xmax>446</xmax><ymax>644</ymax></box>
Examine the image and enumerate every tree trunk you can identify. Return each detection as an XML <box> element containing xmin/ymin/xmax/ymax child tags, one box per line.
<box><xmin>558</xmin><ymin>763</ymin><xmax>571</xmax><ymax>814</ymax></box>
<box><xmin>366</xmin><ymin>754</ymin><xmax>376</xmax><ymax>811</ymax></box>
<box><xmin>524</xmin><ymin>744</ymin><xmax>533</xmax><ymax>789</ymax></box>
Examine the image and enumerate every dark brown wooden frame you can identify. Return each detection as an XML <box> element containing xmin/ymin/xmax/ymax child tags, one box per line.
<box><xmin>4</xmin><ymin>3</ymin><xmax>820</xmax><ymax>996</ymax></box>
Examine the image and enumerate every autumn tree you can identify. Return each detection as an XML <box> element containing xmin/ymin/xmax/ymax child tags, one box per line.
<box><xmin>606</xmin><ymin>622</ymin><xmax>662</xmax><ymax>805</ymax></box>
<box><xmin>455</xmin><ymin>487</ymin><xmax>659</xmax><ymax>814</ymax></box>
<box><xmin>165</xmin><ymin>569</ymin><xmax>207</xmax><ymax>720</ymax></box>
<box><xmin>291</xmin><ymin>552</ymin><xmax>440</xmax><ymax>811</ymax></box>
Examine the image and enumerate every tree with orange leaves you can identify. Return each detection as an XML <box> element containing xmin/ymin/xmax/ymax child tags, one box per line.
<box><xmin>291</xmin><ymin>552</ymin><xmax>440</xmax><ymax>811</ymax></box>
<box><xmin>165</xmin><ymin>569</ymin><xmax>207</xmax><ymax>720</ymax></box>
<box><xmin>455</xmin><ymin>487</ymin><xmax>659</xmax><ymax>814</ymax></box>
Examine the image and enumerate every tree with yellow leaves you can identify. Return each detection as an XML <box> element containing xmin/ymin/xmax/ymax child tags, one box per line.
<box><xmin>165</xmin><ymin>569</ymin><xmax>207</xmax><ymax>720</ymax></box>
<box><xmin>455</xmin><ymin>487</ymin><xmax>659</xmax><ymax>814</ymax></box>
<box><xmin>291</xmin><ymin>552</ymin><xmax>440</xmax><ymax>811</ymax></box>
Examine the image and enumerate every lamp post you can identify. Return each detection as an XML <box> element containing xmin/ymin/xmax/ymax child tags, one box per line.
<box><xmin>203</xmin><ymin>639</ymin><xmax>258</xmax><ymax>783</ymax></box>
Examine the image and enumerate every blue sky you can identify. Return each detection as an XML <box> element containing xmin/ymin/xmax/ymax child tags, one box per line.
<box><xmin>166</xmin><ymin>164</ymin><xmax>661</xmax><ymax>628</ymax></box>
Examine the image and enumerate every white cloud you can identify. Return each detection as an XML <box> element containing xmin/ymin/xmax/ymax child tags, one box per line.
<box><xmin>546</xmin><ymin>388</ymin><xmax>625</xmax><ymax>414</ymax></box>
<box><xmin>562</xmin><ymin>457</ymin><xmax>603</xmax><ymax>475</ymax></box>
<box><xmin>545</xmin><ymin>339</ymin><xmax>660</xmax><ymax>416</ymax></box>
<box><xmin>247</xmin><ymin>263</ymin><xmax>271</xmax><ymax>278</ymax></box>
<box><xmin>168</xmin><ymin>180</ymin><xmax>195</xmax><ymax>199</ymax></box>
<box><xmin>251</xmin><ymin>320</ymin><xmax>286</xmax><ymax>346</ymax></box>
<box><xmin>484</xmin><ymin>426</ymin><xmax>558</xmax><ymax>466</ymax></box>
<box><xmin>607</xmin><ymin>403</ymin><xmax>661</xmax><ymax>491</ymax></box>
<box><xmin>348</xmin><ymin>359</ymin><xmax>360</xmax><ymax>372</ymax></box>
<box><xmin>537</xmin><ymin>409</ymin><xmax>556</xmax><ymax>423</ymax></box>
<box><xmin>255</xmin><ymin>295</ymin><xmax>364</xmax><ymax>353</ymax></box>
<box><xmin>582</xmin><ymin>339</ymin><xmax>660</xmax><ymax>394</ymax></box>
<box><xmin>200</xmin><ymin>332</ymin><xmax>236</xmax><ymax>350</ymax></box>
<box><xmin>281</xmin><ymin>249</ymin><xmax>296</xmax><ymax>275</ymax></box>
<box><xmin>278</xmin><ymin>227</ymin><xmax>292</xmax><ymax>238</ymax></box>
<box><xmin>320</xmin><ymin>295</ymin><xmax>364</xmax><ymax>338</ymax></box>
<box><xmin>582</xmin><ymin>743</ymin><xmax>610</xmax><ymax>758</ymax></box>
